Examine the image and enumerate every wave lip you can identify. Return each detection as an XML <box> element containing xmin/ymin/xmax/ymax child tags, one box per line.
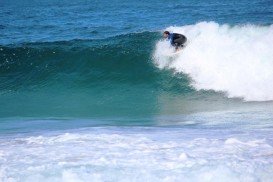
<box><xmin>154</xmin><ymin>22</ymin><xmax>273</xmax><ymax>101</ymax></box>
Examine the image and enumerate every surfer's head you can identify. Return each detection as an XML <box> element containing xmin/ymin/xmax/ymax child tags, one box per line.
<box><xmin>163</xmin><ymin>31</ymin><xmax>170</xmax><ymax>38</ymax></box>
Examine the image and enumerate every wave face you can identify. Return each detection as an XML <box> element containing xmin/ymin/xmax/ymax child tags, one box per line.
<box><xmin>154</xmin><ymin>22</ymin><xmax>273</xmax><ymax>101</ymax></box>
<box><xmin>0</xmin><ymin>32</ymin><xmax>161</xmax><ymax>91</ymax></box>
<box><xmin>0</xmin><ymin>32</ymin><xmax>201</xmax><ymax>118</ymax></box>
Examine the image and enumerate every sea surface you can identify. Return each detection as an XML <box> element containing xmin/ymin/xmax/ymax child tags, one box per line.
<box><xmin>1</xmin><ymin>0</ymin><xmax>273</xmax><ymax>181</ymax></box>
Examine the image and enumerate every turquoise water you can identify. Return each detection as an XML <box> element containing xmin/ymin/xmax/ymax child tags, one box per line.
<box><xmin>1</xmin><ymin>0</ymin><xmax>273</xmax><ymax>181</ymax></box>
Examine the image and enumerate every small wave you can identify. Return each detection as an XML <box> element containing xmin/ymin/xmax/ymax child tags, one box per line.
<box><xmin>153</xmin><ymin>21</ymin><xmax>273</xmax><ymax>101</ymax></box>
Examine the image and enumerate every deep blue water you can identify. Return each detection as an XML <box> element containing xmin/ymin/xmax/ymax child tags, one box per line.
<box><xmin>1</xmin><ymin>0</ymin><xmax>273</xmax><ymax>44</ymax></box>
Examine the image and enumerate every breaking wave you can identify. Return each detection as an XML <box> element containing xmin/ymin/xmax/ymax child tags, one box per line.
<box><xmin>154</xmin><ymin>22</ymin><xmax>273</xmax><ymax>101</ymax></box>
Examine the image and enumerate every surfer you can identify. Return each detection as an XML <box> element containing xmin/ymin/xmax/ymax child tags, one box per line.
<box><xmin>163</xmin><ymin>31</ymin><xmax>187</xmax><ymax>51</ymax></box>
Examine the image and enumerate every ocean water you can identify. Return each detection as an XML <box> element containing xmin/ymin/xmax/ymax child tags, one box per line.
<box><xmin>1</xmin><ymin>0</ymin><xmax>273</xmax><ymax>181</ymax></box>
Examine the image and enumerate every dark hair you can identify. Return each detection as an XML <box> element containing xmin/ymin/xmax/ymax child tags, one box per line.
<box><xmin>164</xmin><ymin>31</ymin><xmax>170</xmax><ymax>35</ymax></box>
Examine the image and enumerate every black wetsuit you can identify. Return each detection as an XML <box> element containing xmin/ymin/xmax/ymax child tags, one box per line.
<box><xmin>168</xmin><ymin>33</ymin><xmax>187</xmax><ymax>49</ymax></box>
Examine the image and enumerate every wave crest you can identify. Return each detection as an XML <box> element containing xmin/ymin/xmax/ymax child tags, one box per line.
<box><xmin>153</xmin><ymin>22</ymin><xmax>273</xmax><ymax>101</ymax></box>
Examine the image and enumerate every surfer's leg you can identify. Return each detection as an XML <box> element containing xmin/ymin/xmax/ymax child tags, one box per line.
<box><xmin>173</xmin><ymin>37</ymin><xmax>187</xmax><ymax>49</ymax></box>
<box><xmin>174</xmin><ymin>43</ymin><xmax>179</xmax><ymax>50</ymax></box>
<box><xmin>173</xmin><ymin>39</ymin><xmax>182</xmax><ymax>50</ymax></box>
<box><xmin>173</xmin><ymin>36</ymin><xmax>186</xmax><ymax>49</ymax></box>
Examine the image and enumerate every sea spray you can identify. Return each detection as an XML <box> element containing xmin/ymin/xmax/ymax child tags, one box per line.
<box><xmin>154</xmin><ymin>22</ymin><xmax>273</xmax><ymax>101</ymax></box>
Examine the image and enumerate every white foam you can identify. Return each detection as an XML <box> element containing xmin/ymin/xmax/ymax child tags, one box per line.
<box><xmin>153</xmin><ymin>22</ymin><xmax>273</xmax><ymax>101</ymax></box>
<box><xmin>1</xmin><ymin>127</ymin><xmax>273</xmax><ymax>182</ymax></box>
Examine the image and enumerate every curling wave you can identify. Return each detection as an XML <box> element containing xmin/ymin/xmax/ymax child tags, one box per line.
<box><xmin>154</xmin><ymin>22</ymin><xmax>273</xmax><ymax>101</ymax></box>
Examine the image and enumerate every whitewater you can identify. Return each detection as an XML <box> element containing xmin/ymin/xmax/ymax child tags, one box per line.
<box><xmin>1</xmin><ymin>110</ymin><xmax>273</xmax><ymax>182</ymax></box>
<box><xmin>154</xmin><ymin>22</ymin><xmax>273</xmax><ymax>101</ymax></box>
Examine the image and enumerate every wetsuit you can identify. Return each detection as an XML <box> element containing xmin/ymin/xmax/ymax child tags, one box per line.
<box><xmin>168</xmin><ymin>33</ymin><xmax>187</xmax><ymax>49</ymax></box>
